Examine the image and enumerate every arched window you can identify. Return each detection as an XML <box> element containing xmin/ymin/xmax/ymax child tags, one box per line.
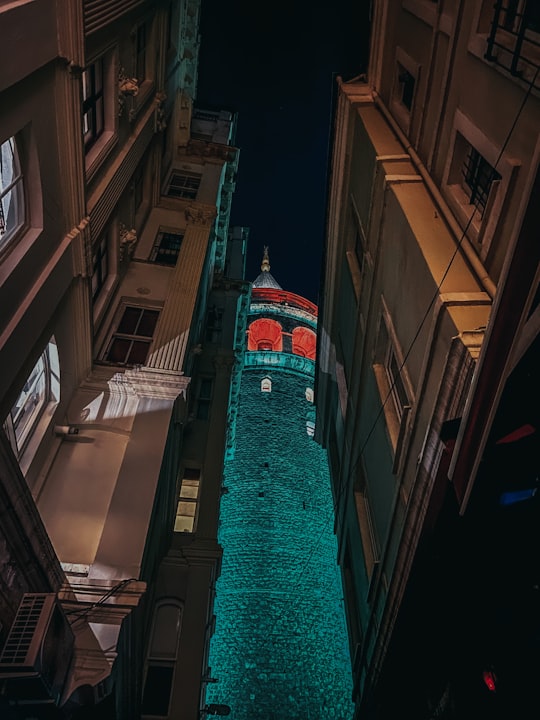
<box><xmin>305</xmin><ymin>388</ymin><xmax>314</xmax><ymax>403</ymax></box>
<box><xmin>142</xmin><ymin>601</ymin><xmax>183</xmax><ymax>717</ymax></box>
<box><xmin>247</xmin><ymin>318</ymin><xmax>283</xmax><ymax>352</ymax></box>
<box><xmin>261</xmin><ymin>377</ymin><xmax>272</xmax><ymax>392</ymax></box>
<box><xmin>292</xmin><ymin>326</ymin><xmax>316</xmax><ymax>359</ymax></box>
<box><xmin>0</xmin><ymin>136</ymin><xmax>25</xmax><ymax>251</ymax></box>
<box><xmin>4</xmin><ymin>338</ymin><xmax>60</xmax><ymax>461</ymax></box>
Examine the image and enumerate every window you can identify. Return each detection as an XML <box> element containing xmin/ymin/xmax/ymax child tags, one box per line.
<box><xmin>305</xmin><ymin>387</ymin><xmax>314</xmax><ymax>402</ymax></box>
<box><xmin>82</xmin><ymin>59</ymin><xmax>104</xmax><ymax>151</ymax></box>
<box><xmin>195</xmin><ymin>378</ymin><xmax>212</xmax><ymax>420</ymax></box>
<box><xmin>391</xmin><ymin>48</ymin><xmax>419</xmax><ymax>133</ymax></box>
<box><xmin>166</xmin><ymin>3</ymin><xmax>174</xmax><ymax>52</ymax></box>
<box><xmin>150</xmin><ymin>231</ymin><xmax>184</xmax><ymax>265</ymax></box>
<box><xmin>103</xmin><ymin>305</ymin><xmax>160</xmax><ymax>365</ymax></box>
<box><xmin>485</xmin><ymin>0</ymin><xmax>540</xmax><ymax>88</ymax></box>
<box><xmin>384</xmin><ymin>338</ymin><xmax>410</xmax><ymax>422</ymax></box>
<box><xmin>397</xmin><ymin>65</ymin><xmax>415</xmax><ymax>111</ymax></box>
<box><xmin>291</xmin><ymin>326</ymin><xmax>316</xmax><ymax>359</ymax></box>
<box><xmin>165</xmin><ymin>171</ymin><xmax>201</xmax><ymax>200</ymax></box>
<box><xmin>443</xmin><ymin>109</ymin><xmax>518</xmax><ymax>253</ymax></box>
<box><xmin>353</xmin><ymin>467</ymin><xmax>380</xmax><ymax>585</ymax></box>
<box><xmin>142</xmin><ymin>602</ymin><xmax>183</xmax><ymax>716</ymax></box>
<box><xmin>461</xmin><ymin>145</ymin><xmax>501</xmax><ymax>218</ymax></box>
<box><xmin>4</xmin><ymin>339</ymin><xmax>60</xmax><ymax>460</ymax></box>
<box><xmin>0</xmin><ymin>136</ymin><xmax>24</xmax><ymax>251</ymax></box>
<box><xmin>261</xmin><ymin>377</ymin><xmax>272</xmax><ymax>392</ymax></box>
<box><xmin>205</xmin><ymin>305</ymin><xmax>223</xmax><ymax>342</ymax></box>
<box><xmin>92</xmin><ymin>233</ymin><xmax>109</xmax><ymax>302</ymax></box>
<box><xmin>174</xmin><ymin>468</ymin><xmax>201</xmax><ymax>532</ymax></box>
<box><xmin>373</xmin><ymin>306</ymin><xmax>413</xmax><ymax>455</ymax></box>
<box><xmin>247</xmin><ymin>318</ymin><xmax>283</xmax><ymax>352</ymax></box>
<box><xmin>135</xmin><ymin>24</ymin><xmax>147</xmax><ymax>84</ymax></box>
<box><xmin>133</xmin><ymin>163</ymin><xmax>144</xmax><ymax>212</ymax></box>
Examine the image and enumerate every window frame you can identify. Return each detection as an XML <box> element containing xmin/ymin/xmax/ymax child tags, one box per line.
<box><xmin>372</xmin><ymin>302</ymin><xmax>413</xmax><ymax>459</ymax></box>
<box><xmin>3</xmin><ymin>338</ymin><xmax>60</xmax><ymax>467</ymax></box>
<box><xmin>165</xmin><ymin>170</ymin><xmax>202</xmax><ymax>200</ymax></box>
<box><xmin>195</xmin><ymin>377</ymin><xmax>213</xmax><ymax>420</ymax></box>
<box><xmin>0</xmin><ymin>135</ymin><xmax>25</xmax><ymax>253</ymax></box>
<box><xmin>149</xmin><ymin>229</ymin><xmax>184</xmax><ymax>266</ymax></box>
<box><xmin>82</xmin><ymin>59</ymin><xmax>105</xmax><ymax>152</ymax></box>
<box><xmin>83</xmin><ymin>46</ymin><xmax>118</xmax><ymax>179</ymax></box>
<box><xmin>174</xmin><ymin>468</ymin><xmax>201</xmax><ymax>533</ymax></box>
<box><xmin>390</xmin><ymin>47</ymin><xmax>420</xmax><ymax>134</ymax></box>
<box><xmin>135</xmin><ymin>22</ymin><xmax>147</xmax><ymax>85</ymax></box>
<box><xmin>442</xmin><ymin>109</ymin><xmax>519</xmax><ymax>257</ymax></box>
<box><xmin>101</xmin><ymin>303</ymin><xmax>160</xmax><ymax>367</ymax></box>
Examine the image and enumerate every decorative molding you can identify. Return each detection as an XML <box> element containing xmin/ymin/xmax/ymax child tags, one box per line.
<box><xmin>244</xmin><ymin>350</ymin><xmax>316</xmax><ymax>378</ymax></box>
<box><xmin>69</xmin><ymin>216</ymin><xmax>92</xmax><ymax>278</ymax></box>
<box><xmin>109</xmin><ymin>367</ymin><xmax>190</xmax><ymax>401</ymax></box>
<box><xmin>186</xmin><ymin>139</ymin><xmax>239</xmax><ymax>164</ymax></box>
<box><xmin>119</xmin><ymin>224</ymin><xmax>137</xmax><ymax>263</ymax></box>
<box><xmin>118</xmin><ymin>67</ymin><xmax>139</xmax><ymax>120</ymax></box>
<box><xmin>154</xmin><ymin>91</ymin><xmax>168</xmax><ymax>133</ymax></box>
<box><xmin>185</xmin><ymin>204</ymin><xmax>217</xmax><ymax>226</ymax></box>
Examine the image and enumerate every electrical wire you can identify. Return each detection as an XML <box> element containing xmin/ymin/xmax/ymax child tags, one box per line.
<box><xmin>267</xmin><ymin>60</ymin><xmax>540</xmax><ymax>638</ymax></box>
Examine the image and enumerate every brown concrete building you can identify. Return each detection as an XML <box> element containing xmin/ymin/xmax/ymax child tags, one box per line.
<box><xmin>0</xmin><ymin>1</ymin><xmax>248</xmax><ymax>717</ymax></box>
<box><xmin>316</xmin><ymin>1</ymin><xmax>540</xmax><ymax>717</ymax></box>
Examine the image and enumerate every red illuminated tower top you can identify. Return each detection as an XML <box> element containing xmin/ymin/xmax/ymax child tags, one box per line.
<box><xmin>247</xmin><ymin>248</ymin><xmax>317</xmax><ymax>359</ymax></box>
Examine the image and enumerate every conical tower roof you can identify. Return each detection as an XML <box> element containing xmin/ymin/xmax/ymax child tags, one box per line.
<box><xmin>252</xmin><ymin>246</ymin><xmax>282</xmax><ymax>289</ymax></box>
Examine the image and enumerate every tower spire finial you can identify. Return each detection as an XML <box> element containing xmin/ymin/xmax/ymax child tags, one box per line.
<box><xmin>261</xmin><ymin>246</ymin><xmax>270</xmax><ymax>272</ymax></box>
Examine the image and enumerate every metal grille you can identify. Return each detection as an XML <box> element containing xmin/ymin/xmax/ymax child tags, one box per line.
<box><xmin>0</xmin><ymin>594</ymin><xmax>49</xmax><ymax>664</ymax></box>
<box><xmin>461</xmin><ymin>146</ymin><xmax>501</xmax><ymax>216</ymax></box>
<box><xmin>485</xmin><ymin>0</ymin><xmax>540</xmax><ymax>89</ymax></box>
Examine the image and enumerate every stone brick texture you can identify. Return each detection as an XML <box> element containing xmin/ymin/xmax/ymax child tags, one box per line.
<box><xmin>207</xmin><ymin>364</ymin><xmax>354</xmax><ymax>719</ymax></box>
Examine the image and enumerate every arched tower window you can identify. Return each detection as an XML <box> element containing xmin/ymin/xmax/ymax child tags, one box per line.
<box><xmin>261</xmin><ymin>377</ymin><xmax>272</xmax><ymax>392</ymax></box>
<box><xmin>292</xmin><ymin>326</ymin><xmax>316</xmax><ymax>360</ymax></box>
<box><xmin>247</xmin><ymin>318</ymin><xmax>283</xmax><ymax>352</ymax></box>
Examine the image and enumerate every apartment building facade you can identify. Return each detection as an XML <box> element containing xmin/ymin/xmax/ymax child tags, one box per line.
<box><xmin>316</xmin><ymin>0</ymin><xmax>540</xmax><ymax>717</ymax></box>
<box><xmin>0</xmin><ymin>1</ymin><xmax>248</xmax><ymax>717</ymax></box>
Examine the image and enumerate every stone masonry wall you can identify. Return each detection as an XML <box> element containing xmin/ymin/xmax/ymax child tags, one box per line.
<box><xmin>206</xmin><ymin>363</ymin><xmax>353</xmax><ymax>719</ymax></box>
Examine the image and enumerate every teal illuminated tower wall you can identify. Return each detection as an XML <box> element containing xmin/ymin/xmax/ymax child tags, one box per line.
<box><xmin>206</xmin><ymin>255</ymin><xmax>353</xmax><ymax>719</ymax></box>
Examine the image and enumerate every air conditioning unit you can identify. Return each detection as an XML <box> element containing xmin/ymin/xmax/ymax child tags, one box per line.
<box><xmin>0</xmin><ymin>593</ymin><xmax>74</xmax><ymax>705</ymax></box>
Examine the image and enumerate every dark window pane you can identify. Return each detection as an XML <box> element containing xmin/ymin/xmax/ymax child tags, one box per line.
<box><xmin>141</xmin><ymin>665</ymin><xmax>173</xmax><ymax>716</ymax></box>
<box><xmin>137</xmin><ymin>309</ymin><xmax>160</xmax><ymax>337</ymax></box>
<box><xmin>199</xmin><ymin>379</ymin><xmax>212</xmax><ymax>399</ymax></box>
<box><xmin>107</xmin><ymin>338</ymin><xmax>131</xmax><ymax>364</ymax></box>
<box><xmin>127</xmin><ymin>340</ymin><xmax>151</xmax><ymax>365</ymax></box>
<box><xmin>117</xmin><ymin>307</ymin><xmax>142</xmax><ymax>334</ymax></box>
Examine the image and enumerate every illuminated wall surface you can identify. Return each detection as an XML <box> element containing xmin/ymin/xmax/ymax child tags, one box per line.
<box><xmin>206</xmin><ymin>322</ymin><xmax>354</xmax><ymax>718</ymax></box>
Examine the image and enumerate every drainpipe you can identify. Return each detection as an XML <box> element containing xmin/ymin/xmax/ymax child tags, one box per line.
<box><xmin>371</xmin><ymin>90</ymin><xmax>497</xmax><ymax>299</ymax></box>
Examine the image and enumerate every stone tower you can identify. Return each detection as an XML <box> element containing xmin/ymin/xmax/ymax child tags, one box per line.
<box><xmin>206</xmin><ymin>250</ymin><xmax>353</xmax><ymax>719</ymax></box>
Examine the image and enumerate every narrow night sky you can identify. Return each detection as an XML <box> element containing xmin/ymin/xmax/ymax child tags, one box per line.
<box><xmin>196</xmin><ymin>0</ymin><xmax>371</xmax><ymax>303</ymax></box>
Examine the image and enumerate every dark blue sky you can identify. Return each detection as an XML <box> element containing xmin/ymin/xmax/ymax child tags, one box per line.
<box><xmin>197</xmin><ymin>0</ymin><xmax>370</xmax><ymax>303</ymax></box>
